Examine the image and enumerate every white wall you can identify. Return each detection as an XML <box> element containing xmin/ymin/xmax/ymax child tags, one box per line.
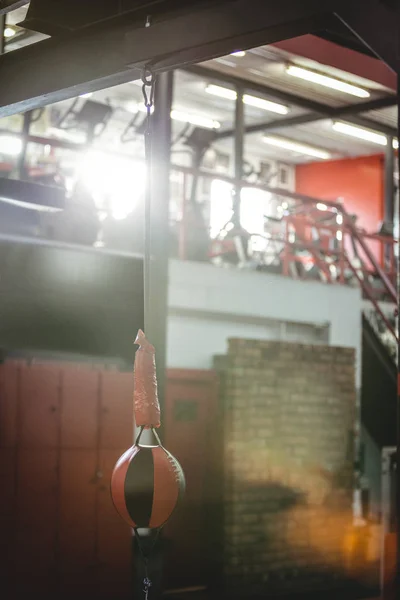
<box><xmin>167</xmin><ymin>260</ymin><xmax>362</xmax><ymax>385</ymax></box>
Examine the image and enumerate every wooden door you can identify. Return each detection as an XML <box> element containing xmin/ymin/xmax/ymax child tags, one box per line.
<box><xmin>0</xmin><ymin>362</ymin><xmax>133</xmax><ymax>600</ymax></box>
<box><xmin>164</xmin><ymin>369</ymin><xmax>219</xmax><ymax>591</ymax></box>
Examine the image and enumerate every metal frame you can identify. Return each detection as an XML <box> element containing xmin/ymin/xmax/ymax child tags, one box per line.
<box><xmin>0</xmin><ymin>0</ymin><xmax>348</xmax><ymax>117</ymax></box>
<box><xmin>0</xmin><ymin>0</ymin><xmax>28</xmax><ymax>15</ymax></box>
<box><xmin>182</xmin><ymin>65</ymin><xmax>399</xmax><ymax>140</ymax></box>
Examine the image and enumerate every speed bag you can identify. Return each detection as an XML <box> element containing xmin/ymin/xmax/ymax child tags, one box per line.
<box><xmin>111</xmin><ymin>442</ymin><xmax>185</xmax><ymax>529</ymax></box>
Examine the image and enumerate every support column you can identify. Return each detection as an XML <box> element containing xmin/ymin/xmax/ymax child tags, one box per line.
<box><xmin>385</xmin><ymin>136</ymin><xmax>395</xmax><ymax>225</ymax></box>
<box><xmin>17</xmin><ymin>110</ymin><xmax>33</xmax><ymax>179</ymax></box>
<box><xmin>148</xmin><ymin>70</ymin><xmax>173</xmax><ymax>423</ymax></box>
<box><xmin>233</xmin><ymin>85</ymin><xmax>244</xmax><ymax>225</ymax></box>
<box><xmin>396</xmin><ymin>76</ymin><xmax>400</xmax><ymax>600</ymax></box>
<box><xmin>0</xmin><ymin>14</ymin><xmax>5</xmax><ymax>55</ymax></box>
<box><xmin>384</xmin><ymin>136</ymin><xmax>395</xmax><ymax>272</ymax></box>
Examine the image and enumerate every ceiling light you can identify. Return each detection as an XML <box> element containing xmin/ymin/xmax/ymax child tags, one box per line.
<box><xmin>206</xmin><ymin>84</ymin><xmax>237</xmax><ymax>100</ymax></box>
<box><xmin>205</xmin><ymin>84</ymin><xmax>288</xmax><ymax>114</ymax></box>
<box><xmin>243</xmin><ymin>94</ymin><xmax>288</xmax><ymax>115</ymax></box>
<box><xmin>262</xmin><ymin>135</ymin><xmax>331</xmax><ymax>160</ymax></box>
<box><xmin>286</xmin><ymin>65</ymin><xmax>370</xmax><ymax>98</ymax></box>
<box><xmin>316</xmin><ymin>203</ymin><xmax>328</xmax><ymax>211</ymax></box>
<box><xmin>4</xmin><ymin>27</ymin><xmax>16</xmax><ymax>38</ymax></box>
<box><xmin>230</xmin><ymin>51</ymin><xmax>246</xmax><ymax>57</ymax></box>
<box><xmin>171</xmin><ymin>109</ymin><xmax>220</xmax><ymax>130</ymax></box>
<box><xmin>133</xmin><ymin>103</ymin><xmax>220</xmax><ymax>128</ymax></box>
<box><xmin>393</xmin><ymin>139</ymin><xmax>399</xmax><ymax>149</ymax></box>
<box><xmin>332</xmin><ymin>121</ymin><xmax>387</xmax><ymax>145</ymax></box>
<box><xmin>0</xmin><ymin>135</ymin><xmax>22</xmax><ymax>156</ymax></box>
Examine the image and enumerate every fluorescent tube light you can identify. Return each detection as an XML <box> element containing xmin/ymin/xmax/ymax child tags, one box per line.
<box><xmin>206</xmin><ymin>84</ymin><xmax>237</xmax><ymax>100</ymax></box>
<box><xmin>243</xmin><ymin>94</ymin><xmax>288</xmax><ymax>115</ymax></box>
<box><xmin>205</xmin><ymin>84</ymin><xmax>289</xmax><ymax>114</ymax></box>
<box><xmin>262</xmin><ymin>135</ymin><xmax>331</xmax><ymax>160</ymax></box>
<box><xmin>332</xmin><ymin>121</ymin><xmax>387</xmax><ymax>145</ymax></box>
<box><xmin>230</xmin><ymin>51</ymin><xmax>246</xmax><ymax>57</ymax></box>
<box><xmin>134</xmin><ymin>103</ymin><xmax>220</xmax><ymax>129</ymax></box>
<box><xmin>170</xmin><ymin>110</ymin><xmax>220</xmax><ymax>130</ymax></box>
<box><xmin>286</xmin><ymin>65</ymin><xmax>370</xmax><ymax>98</ymax></box>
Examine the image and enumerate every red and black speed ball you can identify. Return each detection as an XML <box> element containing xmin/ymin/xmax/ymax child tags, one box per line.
<box><xmin>111</xmin><ymin>445</ymin><xmax>185</xmax><ymax>529</ymax></box>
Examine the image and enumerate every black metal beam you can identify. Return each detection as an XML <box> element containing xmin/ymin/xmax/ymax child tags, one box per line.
<box><xmin>0</xmin><ymin>0</ymin><xmax>341</xmax><ymax>118</ymax></box>
<box><xmin>233</xmin><ymin>85</ymin><xmax>244</xmax><ymax>223</ymax></box>
<box><xmin>384</xmin><ymin>136</ymin><xmax>395</xmax><ymax>225</ymax></box>
<box><xmin>0</xmin><ymin>0</ymin><xmax>28</xmax><ymax>16</ymax></box>
<box><xmin>0</xmin><ymin>13</ymin><xmax>4</xmax><ymax>54</ymax></box>
<box><xmin>0</xmin><ymin>178</ymin><xmax>65</xmax><ymax>210</ymax></box>
<box><xmin>187</xmin><ymin>65</ymin><xmax>398</xmax><ymax>139</ymax></box>
<box><xmin>147</xmin><ymin>70</ymin><xmax>174</xmax><ymax>423</ymax></box>
<box><xmin>243</xmin><ymin>95</ymin><xmax>397</xmax><ymax>136</ymax></box>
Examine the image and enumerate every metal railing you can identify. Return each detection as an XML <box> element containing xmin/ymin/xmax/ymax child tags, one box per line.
<box><xmin>170</xmin><ymin>165</ymin><xmax>398</xmax><ymax>354</ymax></box>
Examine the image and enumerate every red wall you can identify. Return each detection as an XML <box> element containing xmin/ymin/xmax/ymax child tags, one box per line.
<box><xmin>296</xmin><ymin>154</ymin><xmax>385</xmax><ymax>234</ymax></box>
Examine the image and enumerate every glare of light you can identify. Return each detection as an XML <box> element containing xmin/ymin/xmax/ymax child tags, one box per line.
<box><xmin>210</xmin><ymin>179</ymin><xmax>233</xmax><ymax>238</ymax></box>
<box><xmin>286</xmin><ymin>65</ymin><xmax>370</xmax><ymax>98</ymax></box>
<box><xmin>281</xmin><ymin>201</ymin><xmax>288</xmax><ymax>210</ymax></box>
<box><xmin>79</xmin><ymin>151</ymin><xmax>146</xmax><ymax>220</ymax></box>
<box><xmin>393</xmin><ymin>139</ymin><xmax>399</xmax><ymax>150</ymax></box>
<box><xmin>170</xmin><ymin>109</ymin><xmax>220</xmax><ymax>130</ymax></box>
<box><xmin>332</xmin><ymin>121</ymin><xmax>387</xmax><ymax>146</ymax></box>
<box><xmin>4</xmin><ymin>27</ymin><xmax>16</xmax><ymax>38</ymax></box>
<box><xmin>336</xmin><ymin>230</ymin><xmax>343</xmax><ymax>241</ymax></box>
<box><xmin>80</xmin><ymin>92</ymin><xmax>93</xmax><ymax>99</ymax></box>
<box><xmin>205</xmin><ymin>84</ymin><xmax>289</xmax><ymax>114</ymax></box>
<box><xmin>0</xmin><ymin>135</ymin><xmax>22</xmax><ymax>156</ymax></box>
<box><xmin>316</xmin><ymin>203</ymin><xmax>328</xmax><ymax>211</ymax></box>
<box><xmin>230</xmin><ymin>51</ymin><xmax>246</xmax><ymax>57</ymax></box>
<box><xmin>241</xmin><ymin>187</ymin><xmax>271</xmax><ymax>251</ymax></box>
<box><xmin>336</xmin><ymin>214</ymin><xmax>343</xmax><ymax>225</ymax></box>
<box><xmin>262</xmin><ymin>135</ymin><xmax>331</xmax><ymax>160</ymax></box>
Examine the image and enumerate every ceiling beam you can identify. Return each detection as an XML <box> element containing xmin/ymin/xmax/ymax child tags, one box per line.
<box><xmin>0</xmin><ymin>0</ymin><xmax>341</xmax><ymax>118</ymax></box>
<box><xmin>184</xmin><ymin>66</ymin><xmax>397</xmax><ymax>139</ymax></box>
<box><xmin>0</xmin><ymin>1</ymin><xmax>29</xmax><ymax>16</ymax></box>
<box><xmin>220</xmin><ymin>95</ymin><xmax>398</xmax><ymax>138</ymax></box>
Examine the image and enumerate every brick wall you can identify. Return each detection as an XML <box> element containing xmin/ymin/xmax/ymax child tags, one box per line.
<box><xmin>216</xmin><ymin>339</ymin><xmax>356</xmax><ymax>596</ymax></box>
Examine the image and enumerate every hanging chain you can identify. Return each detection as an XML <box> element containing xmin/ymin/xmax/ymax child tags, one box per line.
<box><xmin>141</xmin><ymin>66</ymin><xmax>156</xmax><ymax>338</ymax></box>
<box><xmin>134</xmin><ymin>526</ymin><xmax>163</xmax><ymax>600</ymax></box>
<box><xmin>141</xmin><ymin>66</ymin><xmax>156</xmax><ymax>154</ymax></box>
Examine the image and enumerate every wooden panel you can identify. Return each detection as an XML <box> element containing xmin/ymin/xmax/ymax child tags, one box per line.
<box><xmin>59</xmin><ymin>450</ymin><xmax>97</xmax><ymax>570</ymax></box>
<box><xmin>13</xmin><ymin>449</ymin><xmax>58</xmax><ymax>576</ymax></box>
<box><xmin>19</xmin><ymin>365</ymin><xmax>60</xmax><ymax>448</ymax></box>
<box><xmin>61</xmin><ymin>368</ymin><xmax>99</xmax><ymax>448</ymax></box>
<box><xmin>0</xmin><ymin>363</ymin><xmax>19</xmax><ymax>448</ymax></box>
<box><xmin>96</xmin><ymin>449</ymin><xmax>132</xmax><ymax>597</ymax></box>
<box><xmin>0</xmin><ymin>448</ymin><xmax>16</xmax><ymax>573</ymax></box>
<box><xmin>100</xmin><ymin>372</ymin><xmax>133</xmax><ymax>449</ymax></box>
<box><xmin>164</xmin><ymin>369</ymin><xmax>219</xmax><ymax>589</ymax></box>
